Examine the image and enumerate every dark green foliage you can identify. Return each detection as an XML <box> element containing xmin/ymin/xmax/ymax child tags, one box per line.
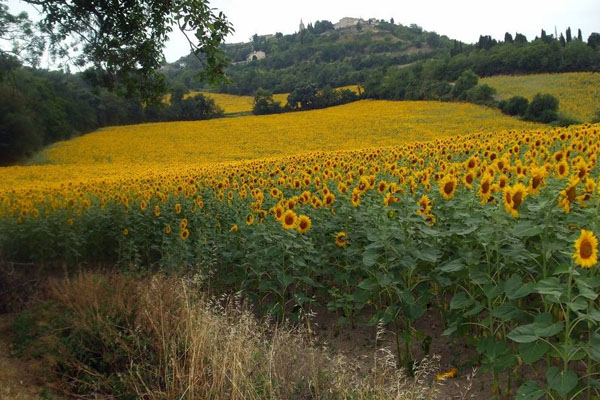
<box><xmin>524</xmin><ymin>93</ymin><xmax>559</xmax><ymax>123</ymax></box>
<box><xmin>287</xmin><ymin>82</ymin><xmax>319</xmax><ymax>110</ymax></box>
<box><xmin>20</xmin><ymin>0</ymin><xmax>232</xmax><ymax>102</ymax></box>
<box><xmin>464</xmin><ymin>83</ymin><xmax>497</xmax><ymax>106</ymax></box>
<box><xmin>252</xmin><ymin>88</ymin><xmax>283</xmax><ymax>115</ymax></box>
<box><xmin>589</xmin><ymin>33</ymin><xmax>600</xmax><ymax>49</ymax></box>
<box><xmin>500</xmin><ymin>96</ymin><xmax>529</xmax><ymax>116</ymax></box>
<box><xmin>173</xmin><ymin>94</ymin><xmax>223</xmax><ymax>121</ymax></box>
<box><xmin>452</xmin><ymin>69</ymin><xmax>479</xmax><ymax>99</ymax></box>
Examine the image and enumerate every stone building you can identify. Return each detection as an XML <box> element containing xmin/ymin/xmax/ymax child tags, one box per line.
<box><xmin>246</xmin><ymin>50</ymin><xmax>266</xmax><ymax>62</ymax></box>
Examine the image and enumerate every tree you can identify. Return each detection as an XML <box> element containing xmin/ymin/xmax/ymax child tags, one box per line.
<box><xmin>252</xmin><ymin>88</ymin><xmax>282</xmax><ymax>115</ymax></box>
<box><xmin>588</xmin><ymin>33</ymin><xmax>600</xmax><ymax>49</ymax></box>
<box><xmin>524</xmin><ymin>93</ymin><xmax>559</xmax><ymax>123</ymax></box>
<box><xmin>390</xmin><ymin>18</ymin><xmax>395</xmax><ymax>25</ymax></box>
<box><xmin>5</xmin><ymin>0</ymin><xmax>233</xmax><ymax>103</ymax></box>
<box><xmin>499</xmin><ymin>96</ymin><xmax>529</xmax><ymax>116</ymax></box>
<box><xmin>452</xmin><ymin>69</ymin><xmax>479</xmax><ymax>99</ymax></box>
<box><xmin>287</xmin><ymin>83</ymin><xmax>318</xmax><ymax>110</ymax></box>
<box><xmin>514</xmin><ymin>33</ymin><xmax>527</xmax><ymax>45</ymax></box>
<box><xmin>504</xmin><ymin>32</ymin><xmax>514</xmax><ymax>43</ymax></box>
<box><xmin>566</xmin><ymin>27</ymin><xmax>572</xmax><ymax>43</ymax></box>
<box><xmin>577</xmin><ymin>29</ymin><xmax>583</xmax><ymax>42</ymax></box>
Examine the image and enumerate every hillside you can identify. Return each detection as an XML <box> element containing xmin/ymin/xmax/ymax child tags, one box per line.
<box><xmin>164</xmin><ymin>19</ymin><xmax>455</xmax><ymax>94</ymax></box>
<box><xmin>482</xmin><ymin>72</ymin><xmax>600</xmax><ymax>122</ymax></box>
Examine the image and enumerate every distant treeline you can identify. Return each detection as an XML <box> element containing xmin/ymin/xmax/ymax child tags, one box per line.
<box><xmin>0</xmin><ymin>62</ymin><xmax>223</xmax><ymax>165</ymax></box>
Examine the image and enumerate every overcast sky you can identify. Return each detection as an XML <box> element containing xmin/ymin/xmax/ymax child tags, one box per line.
<box><xmin>6</xmin><ymin>0</ymin><xmax>600</xmax><ymax>64</ymax></box>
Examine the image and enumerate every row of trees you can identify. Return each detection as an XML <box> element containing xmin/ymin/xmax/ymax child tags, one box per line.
<box><xmin>252</xmin><ymin>84</ymin><xmax>360</xmax><ymax>115</ymax></box>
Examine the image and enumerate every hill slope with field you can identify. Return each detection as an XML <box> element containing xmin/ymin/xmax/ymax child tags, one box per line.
<box><xmin>482</xmin><ymin>72</ymin><xmax>600</xmax><ymax>122</ymax></box>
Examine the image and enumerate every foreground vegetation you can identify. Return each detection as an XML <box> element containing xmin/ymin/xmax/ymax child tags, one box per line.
<box><xmin>482</xmin><ymin>72</ymin><xmax>600</xmax><ymax>122</ymax></box>
<box><xmin>2</xmin><ymin>119</ymin><xmax>600</xmax><ymax>398</ymax></box>
<box><xmin>11</xmin><ymin>272</ymin><xmax>449</xmax><ymax>399</ymax></box>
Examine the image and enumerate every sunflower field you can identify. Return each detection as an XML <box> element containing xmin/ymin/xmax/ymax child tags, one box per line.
<box><xmin>482</xmin><ymin>72</ymin><xmax>600</xmax><ymax>122</ymax></box>
<box><xmin>1</xmin><ymin>99</ymin><xmax>600</xmax><ymax>397</ymax></box>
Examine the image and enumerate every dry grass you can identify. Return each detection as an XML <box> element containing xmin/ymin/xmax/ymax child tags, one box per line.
<box><xmin>10</xmin><ymin>272</ymin><xmax>462</xmax><ymax>399</ymax></box>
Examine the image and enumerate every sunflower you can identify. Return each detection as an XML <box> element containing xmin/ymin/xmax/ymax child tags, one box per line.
<box><xmin>180</xmin><ymin>228</ymin><xmax>190</xmax><ymax>240</ymax></box>
<box><xmin>462</xmin><ymin>172</ymin><xmax>475</xmax><ymax>190</ymax></box>
<box><xmin>165</xmin><ymin>224</ymin><xmax>172</xmax><ymax>234</ymax></box>
<box><xmin>504</xmin><ymin>183</ymin><xmax>528</xmax><ymax>218</ymax></box>
<box><xmin>180</xmin><ymin>218</ymin><xmax>188</xmax><ymax>230</ymax></box>
<box><xmin>350</xmin><ymin>190</ymin><xmax>361</xmax><ymax>207</ymax></box>
<box><xmin>246</xmin><ymin>213</ymin><xmax>255</xmax><ymax>226</ymax></box>
<box><xmin>558</xmin><ymin>176</ymin><xmax>579</xmax><ymax>213</ymax></box>
<box><xmin>324</xmin><ymin>193</ymin><xmax>336</xmax><ymax>207</ymax></box>
<box><xmin>573</xmin><ymin>229</ymin><xmax>598</xmax><ymax>268</ymax></box>
<box><xmin>230</xmin><ymin>224</ymin><xmax>239</xmax><ymax>232</ymax></box>
<box><xmin>528</xmin><ymin>166</ymin><xmax>547</xmax><ymax>195</ymax></box>
<box><xmin>377</xmin><ymin>180</ymin><xmax>388</xmax><ymax>194</ymax></box>
<box><xmin>478</xmin><ymin>173</ymin><xmax>493</xmax><ymax>202</ymax></box>
<box><xmin>273</xmin><ymin>204</ymin><xmax>285</xmax><ymax>221</ymax></box>
<box><xmin>281</xmin><ymin>210</ymin><xmax>297</xmax><ymax>230</ymax></box>
<box><xmin>140</xmin><ymin>200</ymin><xmax>147</xmax><ymax>211</ymax></box>
<box><xmin>175</xmin><ymin>203</ymin><xmax>182</xmax><ymax>214</ymax></box>
<box><xmin>439</xmin><ymin>175</ymin><xmax>457</xmax><ymax>200</ymax></box>
<box><xmin>122</xmin><ymin>228</ymin><xmax>129</xmax><ymax>236</ymax></box>
<box><xmin>556</xmin><ymin>161</ymin><xmax>569</xmax><ymax>179</ymax></box>
<box><xmin>335</xmin><ymin>232</ymin><xmax>348</xmax><ymax>247</ymax></box>
<box><xmin>417</xmin><ymin>194</ymin><xmax>432</xmax><ymax>215</ymax></box>
<box><xmin>153</xmin><ymin>205</ymin><xmax>161</xmax><ymax>217</ymax></box>
<box><xmin>296</xmin><ymin>215</ymin><xmax>311</xmax><ymax>234</ymax></box>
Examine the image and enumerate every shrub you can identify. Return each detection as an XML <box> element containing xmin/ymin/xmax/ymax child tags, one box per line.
<box><xmin>524</xmin><ymin>93</ymin><xmax>559</xmax><ymax>123</ymax></box>
<box><xmin>500</xmin><ymin>96</ymin><xmax>529</xmax><ymax>116</ymax></box>
<box><xmin>464</xmin><ymin>84</ymin><xmax>497</xmax><ymax>106</ymax></box>
<box><xmin>252</xmin><ymin>88</ymin><xmax>283</xmax><ymax>115</ymax></box>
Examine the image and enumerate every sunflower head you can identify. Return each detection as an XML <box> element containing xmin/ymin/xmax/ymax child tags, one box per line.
<box><xmin>335</xmin><ymin>232</ymin><xmax>348</xmax><ymax>247</ymax></box>
<box><xmin>296</xmin><ymin>215</ymin><xmax>311</xmax><ymax>234</ymax></box>
<box><xmin>573</xmin><ymin>229</ymin><xmax>598</xmax><ymax>268</ymax></box>
<box><xmin>440</xmin><ymin>175</ymin><xmax>457</xmax><ymax>200</ymax></box>
<box><xmin>281</xmin><ymin>210</ymin><xmax>297</xmax><ymax>230</ymax></box>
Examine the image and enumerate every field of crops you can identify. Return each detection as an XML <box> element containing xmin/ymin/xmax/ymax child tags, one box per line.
<box><xmin>2</xmin><ymin>96</ymin><xmax>600</xmax><ymax>398</ymax></box>
<box><xmin>482</xmin><ymin>72</ymin><xmax>600</xmax><ymax>122</ymax></box>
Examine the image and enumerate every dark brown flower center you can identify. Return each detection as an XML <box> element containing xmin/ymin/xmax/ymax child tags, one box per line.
<box><xmin>580</xmin><ymin>239</ymin><xmax>593</xmax><ymax>259</ymax></box>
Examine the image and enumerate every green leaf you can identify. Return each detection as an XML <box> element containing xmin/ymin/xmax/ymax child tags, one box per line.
<box><xmin>438</xmin><ymin>259</ymin><xmax>466</xmax><ymax>273</ymax></box>
<box><xmin>575</xmin><ymin>278</ymin><xmax>598</xmax><ymax>300</ymax></box>
<box><xmin>362</xmin><ymin>248</ymin><xmax>381</xmax><ymax>267</ymax></box>
<box><xmin>511</xmin><ymin>221</ymin><xmax>543</xmax><ymax>238</ymax></box>
<box><xmin>450</xmin><ymin>292</ymin><xmax>473</xmax><ymax>310</ymax></box>
<box><xmin>464</xmin><ymin>302</ymin><xmax>485</xmax><ymax>317</ymax></box>
<box><xmin>519</xmin><ymin>341</ymin><xmax>550</xmax><ymax>364</ymax></box>
<box><xmin>492</xmin><ymin>303</ymin><xmax>526</xmax><ymax>321</ymax></box>
<box><xmin>516</xmin><ymin>381</ymin><xmax>545</xmax><ymax>400</ymax></box>
<box><xmin>546</xmin><ymin>367</ymin><xmax>577</xmax><ymax>398</ymax></box>
<box><xmin>358</xmin><ymin>278</ymin><xmax>378</xmax><ymax>291</ymax></box>
<box><xmin>505</xmin><ymin>274</ymin><xmax>534</xmax><ymax>299</ymax></box>
<box><xmin>534</xmin><ymin>277</ymin><xmax>564</xmax><ymax>300</ymax></box>
<box><xmin>531</xmin><ymin>313</ymin><xmax>564</xmax><ymax>338</ymax></box>
<box><xmin>508</xmin><ymin>325</ymin><xmax>539</xmax><ymax>343</ymax></box>
<box><xmin>587</xmin><ymin>333</ymin><xmax>600</xmax><ymax>362</ymax></box>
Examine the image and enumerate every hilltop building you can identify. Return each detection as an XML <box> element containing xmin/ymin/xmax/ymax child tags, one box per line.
<box><xmin>333</xmin><ymin>17</ymin><xmax>378</xmax><ymax>30</ymax></box>
<box><xmin>246</xmin><ymin>50</ymin><xmax>266</xmax><ymax>62</ymax></box>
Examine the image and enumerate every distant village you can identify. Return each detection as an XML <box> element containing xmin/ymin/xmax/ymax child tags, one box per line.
<box><xmin>242</xmin><ymin>17</ymin><xmax>379</xmax><ymax>64</ymax></box>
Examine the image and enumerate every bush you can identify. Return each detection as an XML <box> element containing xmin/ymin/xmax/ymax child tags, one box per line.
<box><xmin>524</xmin><ymin>93</ymin><xmax>559</xmax><ymax>123</ymax></box>
<box><xmin>500</xmin><ymin>96</ymin><xmax>529</xmax><ymax>116</ymax></box>
<box><xmin>252</xmin><ymin>88</ymin><xmax>283</xmax><ymax>115</ymax></box>
<box><xmin>464</xmin><ymin>84</ymin><xmax>497</xmax><ymax>106</ymax></box>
